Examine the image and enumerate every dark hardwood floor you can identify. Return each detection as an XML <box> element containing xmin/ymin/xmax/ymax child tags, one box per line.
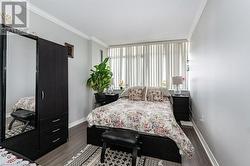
<box><xmin>36</xmin><ymin>122</ymin><xmax>212</xmax><ymax>166</ymax></box>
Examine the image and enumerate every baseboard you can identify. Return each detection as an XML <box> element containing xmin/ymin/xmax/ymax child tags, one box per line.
<box><xmin>69</xmin><ymin>117</ymin><xmax>87</xmax><ymax>128</ymax></box>
<box><xmin>191</xmin><ymin>119</ymin><xmax>220</xmax><ymax>166</ymax></box>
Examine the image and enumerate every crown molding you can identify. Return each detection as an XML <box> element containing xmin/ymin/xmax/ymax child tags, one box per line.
<box><xmin>90</xmin><ymin>37</ymin><xmax>109</xmax><ymax>48</ymax></box>
<box><xmin>28</xmin><ymin>3</ymin><xmax>109</xmax><ymax>47</ymax></box>
<box><xmin>28</xmin><ymin>3</ymin><xmax>89</xmax><ymax>39</ymax></box>
<box><xmin>187</xmin><ymin>0</ymin><xmax>208</xmax><ymax>40</ymax></box>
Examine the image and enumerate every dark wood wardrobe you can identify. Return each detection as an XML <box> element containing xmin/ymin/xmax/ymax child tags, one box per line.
<box><xmin>37</xmin><ymin>38</ymin><xmax>69</xmax><ymax>156</ymax></box>
<box><xmin>0</xmin><ymin>25</ymin><xmax>68</xmax><ymax>160</ymax></box>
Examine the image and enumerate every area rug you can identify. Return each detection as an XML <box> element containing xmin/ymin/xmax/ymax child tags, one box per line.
<box><xmin>5</xmin><ymin>125</ymin><xmax>35</xmax><ymax>138</ymax></box>
<box><xmin>64</xmin><ymin>145</ymin><xmax>181</xmax><ymax>166</ymax></box>
<box><xmin>5</xmin><ymin>117</ymin><xmax>35</xmax><ymax>138</ymax></box>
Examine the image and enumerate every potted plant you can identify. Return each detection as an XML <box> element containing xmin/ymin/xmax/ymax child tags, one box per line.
<box><xmin>87</xmin><ymin>57</ymin><xmax>113</xmax><ymax>103</ymax></box>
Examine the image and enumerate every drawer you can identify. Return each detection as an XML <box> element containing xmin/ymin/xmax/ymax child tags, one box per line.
<box><xmin>173</xmin><ymin>106</ymin><xmax>190</xmax><ymax>113</ymax></box>
<box><xmin>40</xmin><ymin>114</ymin><xmax>68</xmax><ymax>132</ymax></box>
<box><xmin>42</xmin><ymin>125</ymin><xmax>67</xmax><ymax>136</ymax></box>
<box><xmin>173</xmin><ymin>103</ymin><xmax>189</xmax><ymax>109</ymax></box>
<box><xmin>173</xmin><ymin>97</ymin><xmax>189</xmax><ymax>106</ymax></box>
<box><xmin>174</xmin><ymin>113</ymin><xmax>190</xmax><ymax>121</ymax></box>
<box><xmin>40</xmin><ymin>127</ymin><xmax>67</xmax><ymax>154</ymax></box>
<box><xmin>3</xmin><ymin>130</ymin><xmax>39</xmax><ymax>160</ymax></box>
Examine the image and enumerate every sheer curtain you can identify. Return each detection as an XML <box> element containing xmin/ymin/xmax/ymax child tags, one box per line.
<box><xmin>108</xmin><ymin>41</ymin><xmax>189</xmax><ymax>89</ymax></box>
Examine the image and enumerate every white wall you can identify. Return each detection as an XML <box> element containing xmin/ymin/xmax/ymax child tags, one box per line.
<box><xmin>88</xmin><ymin>40</ymin><xmax>108</xmax><ymax>109</ymax></box>
<box><xmin>190</xmin><ymin>0</ymin><xmax>250</xmax><ymax>166</ymax></box>
<box><xmin>6</xmin><ymin>32</ymin><xmax>36</xmax><ymax>114</ymax></box>
<box><xmin>26</xmin><ymin>11</ymin><xmax>102</xmax><ymax>123</ymax></box>
<box><xmin>91</xmin><ymin>40</ymin><xmax>107</xmax><ymax>66</ymax></box>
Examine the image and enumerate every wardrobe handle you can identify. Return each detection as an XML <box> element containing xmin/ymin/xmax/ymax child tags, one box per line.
<box><xmin>41</xmin><ymin>91</ymin><xmax>45</xmax><ymax>100</ymax></box>
<box><xmin>52</xmin><ymin>138</ymin><xmax>61</xmax><ymax>143</ymax></box>
<box><xmin>52</xmin><ymin>128</ymin><xmax>60</xmax><ymax>133</ymax></box>
<box><xmin>52</xmin><ymin>119</ymin><xmax>61</xmax><ymax>123</ymax></box>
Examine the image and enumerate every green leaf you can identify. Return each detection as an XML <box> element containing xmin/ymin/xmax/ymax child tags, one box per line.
<box><xmin>86</xmin><ymin>57</ymin><xmax>113</xmax><ymax>93</ymax></box>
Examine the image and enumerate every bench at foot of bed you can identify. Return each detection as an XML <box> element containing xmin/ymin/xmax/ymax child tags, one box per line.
<box><xmin>87</xmin><ymin>126</ymin><xmax>182</xmax><ymax>164</ymax></box>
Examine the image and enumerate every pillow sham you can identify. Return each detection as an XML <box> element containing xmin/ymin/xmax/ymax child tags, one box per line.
<box><xmin>147</xmin><ymin>89</ymin><xmax>164</xmax><ymax>102</ymax></box>
<box><xmin>120</xmin><ymin>86</ymin><xmax>145</xmax><ymax>98</ymax></box>
<box><xmin>146</xmin><ymin>87</ymin><xmax>170</xmax><ymax>102</ymax></box>
<box><xmin>147</xmin><ymin>87</ymin><xmax>170</xmax><ymax>96</ymax></box>
<box><xmin>128</xmin><ymin>87</ymin><xmax>146</xmax><ymax>101</ymax></box>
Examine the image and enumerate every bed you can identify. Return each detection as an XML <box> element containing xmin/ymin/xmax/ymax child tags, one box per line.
<box><xmin>87</xmin><ymin>87</ymin><xmax>194</xmax><ymax>163</ymax></box>
<box><xmin>12</xmin><ymin>96</ymin><xmax>35</xmax><ymax>113</ymax></box>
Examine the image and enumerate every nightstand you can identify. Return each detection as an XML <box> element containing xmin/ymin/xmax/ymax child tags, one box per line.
<box><xmin>169</xmin><ymin>90</ymin><xmax>191</xmax><ymax>122</ymax></box>
<box><xmin>95</xmin><ymin>93</ymin><xmax>119</xmax><ymax>107</ymax></box>
<box><xmin>104</xmin><ymin>93</ymin><xmax>119</xmax><ymax>105</ymax></box>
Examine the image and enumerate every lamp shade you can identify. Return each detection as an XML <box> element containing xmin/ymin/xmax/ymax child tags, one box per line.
<box><xmin>172</xmin><ymin>76</ymin><xmax>183</xmax><ymax>85</ymax></box>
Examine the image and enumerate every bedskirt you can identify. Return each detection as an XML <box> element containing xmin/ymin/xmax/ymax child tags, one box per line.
<box><xmin>87</xmin><ymin>125</ymin><xmax>182</xmax><ymax>163</ymax></box>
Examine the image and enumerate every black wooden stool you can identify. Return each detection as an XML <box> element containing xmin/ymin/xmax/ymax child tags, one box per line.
<box><xmin>8</xmin><ymin>109</ymin><xmax>35</xmax><ymax>132</ymax></box>
<box><xmin>101</xmin><ymin>129</ymin><xmax>141</xmax><ymax>166</ymax></box>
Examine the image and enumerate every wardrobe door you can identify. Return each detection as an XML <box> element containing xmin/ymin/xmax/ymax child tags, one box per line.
<box><xmin>38</xmin><ymin>38</ymin><xmax>68</xmax><ymax>119</ymax></box>
<box><xmin>37</xmin><ymin>38</ymin><xmax>57</xmax><ymax>120</ymax></box>
<box><xmin>55</xmin><ymin>44</ymin><xmax>68</xmax><ymax>117</ymax></box>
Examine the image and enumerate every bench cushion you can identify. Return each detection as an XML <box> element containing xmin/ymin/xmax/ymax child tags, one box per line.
<box><xmin>11</xmin><ymin>109</ymin><xmax>35</xmax><ymax>119</ymax></box>
<box><xmin>102</xmin><ymin>129</ymin><xmax>139</xmax><ymax>147</ymax></box>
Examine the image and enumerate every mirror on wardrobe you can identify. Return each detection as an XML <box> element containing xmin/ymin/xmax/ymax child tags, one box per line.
<box><xmin>4</xmin><ymin>31</ymin><xmax>37</xmax><ymax>139</ymax></box>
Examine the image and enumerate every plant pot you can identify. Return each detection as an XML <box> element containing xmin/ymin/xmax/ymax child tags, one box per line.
<box><xmin>94</xmin><ymin>93</ymin><xmax>106</xmax><ymax>103</ymax></box>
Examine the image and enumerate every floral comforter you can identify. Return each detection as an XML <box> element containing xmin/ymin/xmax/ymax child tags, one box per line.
<box><xmin>87</xmin><ymin>99</ymin><xmax>194</xmax><ymax>158</ymax></box>
<box><xmin>12</xmin><ymin>96</ymin><xmax>35</xmax><ymax>112</ymax></box>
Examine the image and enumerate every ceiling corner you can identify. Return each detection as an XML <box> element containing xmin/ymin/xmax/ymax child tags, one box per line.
<box><xmin>187</xmin><ymin>0</ymin><xmax>208</xmax><ymax>40</ymax></box>
<box><xmin>91</xmin><ymin>37</ymin><xmax>109</xmax><ymax>48</ymax></box>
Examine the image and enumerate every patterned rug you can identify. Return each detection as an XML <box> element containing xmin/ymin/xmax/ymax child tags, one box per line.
<box><xmin>5</xmin><ymin>116</ymin><xmax>35</xmax><ymax>138</ymax></box>
<box><xmin>5</xmin><ymin>125</ymin><xmax>35</xmax><ymax>138</ymax></box>
<box><xmin>65</xmin><ymin>145</ymin><xmax>181</xmax><ymax>166</ymax></box>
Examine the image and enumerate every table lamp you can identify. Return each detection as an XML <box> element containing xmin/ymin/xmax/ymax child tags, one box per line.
<box><xmin>172</xmin><ymin>76</ymin><xmax>183</xmax><ymax>94</ymax></box>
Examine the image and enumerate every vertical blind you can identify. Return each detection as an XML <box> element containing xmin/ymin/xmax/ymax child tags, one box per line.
<box><xmin>108</xmin><ymin>41</ymin><xmax>189</xmax><ymax>89</ymax></box>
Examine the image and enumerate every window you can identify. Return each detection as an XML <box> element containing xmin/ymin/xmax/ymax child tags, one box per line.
<box><xmin>108</xmin><ymin>41</ymin><xmax>189</xmax><ymax>89</ymax></box>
